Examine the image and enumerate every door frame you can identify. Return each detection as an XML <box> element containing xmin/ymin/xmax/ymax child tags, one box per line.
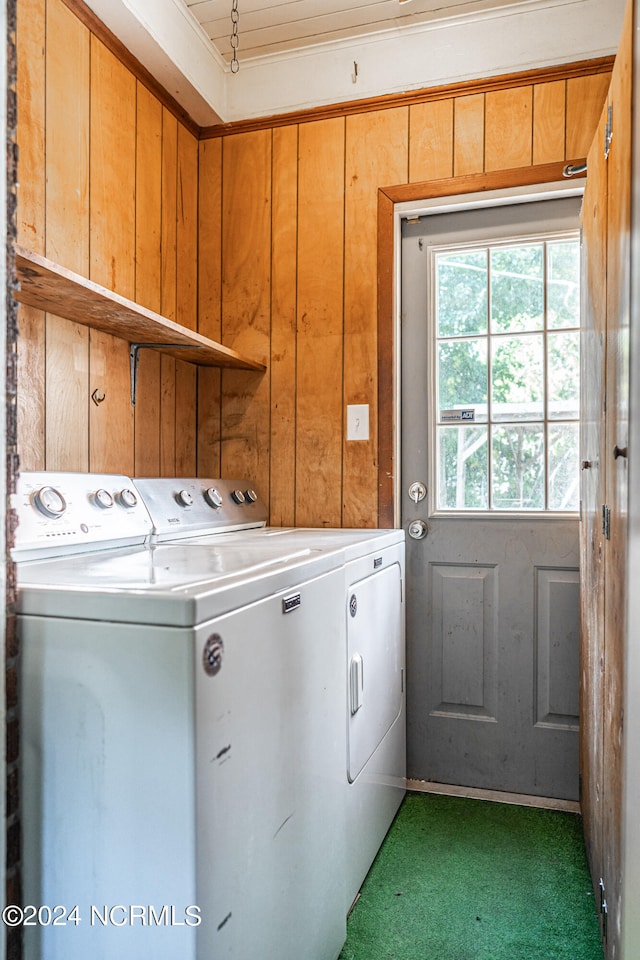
<box><xmin>376</xmin><ymin>161</ymin><xmax>586</xmax><ymax>527</ymax></box>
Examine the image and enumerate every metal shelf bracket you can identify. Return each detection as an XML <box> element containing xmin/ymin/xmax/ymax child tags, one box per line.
<box><xmin>129</xmin><ymin>343</ymin><xmax>198</xmax><ymax>406</ymax></box>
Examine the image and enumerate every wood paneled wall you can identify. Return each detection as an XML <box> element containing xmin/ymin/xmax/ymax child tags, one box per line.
<box><xmin>16</xmin><ymin>0</ymin><xmax>200</xmax><ymax>478</ymax></box>
<box><xmin>207</xmin><ymin>66</ymin><xmax>611</xmax><ymax>527</ymax></box>
<box><xmin>16</xmin><ymin>0</ymin><xmax>612</xmax><ymax>526</ymax></box>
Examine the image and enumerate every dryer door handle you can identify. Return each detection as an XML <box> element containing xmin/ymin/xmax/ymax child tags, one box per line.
<box><xmin>350</xmin><ymin>654</ymin><xmax>364</xmax><ymax>716</ymax></box>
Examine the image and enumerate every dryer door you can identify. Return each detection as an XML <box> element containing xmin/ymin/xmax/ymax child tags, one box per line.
<box><xmin>347</xmin><ymin>562</ymin><xmax>404</xmax><ymax>782</ymax></box>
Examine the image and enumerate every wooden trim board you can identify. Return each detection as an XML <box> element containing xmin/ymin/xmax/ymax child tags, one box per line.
<box><xmin>201</xmin><ymin>58</ymin><xmax>614</xmax><ymax>139</ymax></box>
<box><xmin>407</xmin><ymin>779</ymin><xmax>581</xmax><ymax>814</ymax></box>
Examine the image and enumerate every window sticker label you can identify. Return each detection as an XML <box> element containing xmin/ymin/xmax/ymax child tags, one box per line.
<box><xmin>440</xmin><ymin>409</ymin><xmax>476</xmax><ymax>423</ymax></box>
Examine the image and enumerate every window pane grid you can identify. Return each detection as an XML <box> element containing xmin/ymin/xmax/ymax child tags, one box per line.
<box><xmin>433</xmin><ymin>231</ymin><xmax>579</xmax><ymax>513</ymax></box>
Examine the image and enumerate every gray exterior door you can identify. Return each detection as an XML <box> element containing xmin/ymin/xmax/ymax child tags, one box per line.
<box><xmin>401</xmin><ymin>194</ymin><xmax>581</xmax><ymax>800</ymax></box>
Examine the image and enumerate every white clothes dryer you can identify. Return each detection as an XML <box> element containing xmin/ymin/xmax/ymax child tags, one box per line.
<box><xmin>134</xmin><ymin>477</ymin><xmax>407</xmax><ymax>912</ymax></box>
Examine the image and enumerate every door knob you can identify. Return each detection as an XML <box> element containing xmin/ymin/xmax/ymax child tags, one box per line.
<box><xmin>408</xmin><ymin>519</ymin><xmax>428</xmax><ymax>540</ymax></box>
<box><xmin>613</xmin><ymin>445</ymin><xmax>628</xmax><ymax>459</ymax></box>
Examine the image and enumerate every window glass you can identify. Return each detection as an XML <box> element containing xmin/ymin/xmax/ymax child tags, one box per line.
<box><xmin>547</xmin><ymin>240</ymin><xmax>580</xmax><ymax>329</ymax></box>
<box><xmin>548</xmin><ymin>331</ymin><xmax>580</xmax><ymax>420</ymax></box>
<box><xmin>438</xmin><ymin>339</ymin><xmax>488</xmax><ymax>421</ymax></box>
<box><xmin>491</xmin><ymin>334</ymin><xmax>544</xmax><ymax>422</ymax></box>
<box><xmin>492</xmin><ymin>424</ymin><xmax>545</xmax><ymax>510</ymax></box>
<box><xmin>436</xmin><ymin>251</ymin><xmax>488</xmax><ymax>337</ymax></box>
<box><xmin>490</xmin><ymin>244</ymin><xmax>544</xmax><ymax>333</ymax></box>
<box><xmin>433</xmin><ymin>233</ymin><xmax>580</xmax><ymax>513</ymax></box>
<box><xmin>437</xmin><ymin>426</ymin><xmax>489</xmax><ymax>510</ymax></box>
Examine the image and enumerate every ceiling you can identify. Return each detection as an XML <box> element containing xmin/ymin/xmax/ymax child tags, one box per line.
<box><xmin>180</xmin><ymin>0</ymin><xmax>537</xmax><ymax>65</ymax></box>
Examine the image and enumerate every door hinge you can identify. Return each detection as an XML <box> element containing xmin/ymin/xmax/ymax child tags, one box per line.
<box><xmin>602</xmin><ymin>504</ymin><xmax>611</xmax><ymax>540</ymax></box>
<box><xmin>605</xmin><ymin>104</ymin><xmax>613</xmax><ymax>159</ymax></box>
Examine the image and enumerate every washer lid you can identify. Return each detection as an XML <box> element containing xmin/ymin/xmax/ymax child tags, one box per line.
<box><xmin>17</xmin><ymin>541</ymin><xmax>335</xmax><ymax>626</ymax></box>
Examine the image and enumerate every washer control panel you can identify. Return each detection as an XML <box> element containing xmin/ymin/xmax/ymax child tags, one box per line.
<box><xmin>12</xmin><ymin>473</ymin><xmax>153</xmax><ymax>559</ymax></box>
<box><xmin>133</xmin><ymin>477</ymin><xmax>267</xmax><ymax>541</ymax></box>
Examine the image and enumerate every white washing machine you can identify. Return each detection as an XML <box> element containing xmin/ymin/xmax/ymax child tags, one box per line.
<box><xmin>14</xmin><ymin>473</ymin><xmax>348</xmax><ymax>960</ymax></box>
<box><xmin>134</xmin><ymin>477</ymin><xmax>407</xmax><ymax>911</ymax></box>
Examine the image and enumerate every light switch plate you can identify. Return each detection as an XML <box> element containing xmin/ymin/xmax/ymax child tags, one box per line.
<box><xmin>347</xmin><ymin>404</ymin><xmax>369</xmax><ymax>441</ymax></box>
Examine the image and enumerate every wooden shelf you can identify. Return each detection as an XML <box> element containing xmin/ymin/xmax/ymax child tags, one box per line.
<box><xmin>13</xmin><ymin>246</ymin><xmax>266</xmax><ymax>373</ymax></box>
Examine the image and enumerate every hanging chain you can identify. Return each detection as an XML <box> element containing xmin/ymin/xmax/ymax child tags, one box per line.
<box><xmin>230</xmin><ymin>0</ymin><xmax>240</xmax><ymax>74</ymax></box>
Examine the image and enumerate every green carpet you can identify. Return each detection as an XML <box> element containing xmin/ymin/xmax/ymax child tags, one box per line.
<box><xmin>339</xmin><ymin>792</ymin><xmax>603</xmax><ymax>960</ymax></box>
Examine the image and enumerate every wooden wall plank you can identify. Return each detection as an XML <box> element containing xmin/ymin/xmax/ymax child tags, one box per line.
<box><xmin>453</xmin><ymin>93</ymin><xmax>484</xmax><ymax>176</ymax></box>
<box><xmin>409</xmin><ymin>99</ymin><xmax>453</xmax><ymax>183</ymax></box>
<box><xmin>197</xmin><ymin>368</ymin><xmax>221</xmax><ymax>478</ymax></box>
<box><xmin>16</xmin><ymin>0</ymin><xmax>45</xmax><ymax>252</ymax></box>
<box><xmin>533</xmin><ymin>80</ymin><xmax>566</xmax><ymax>165</ymax></box>
<box><xmin>17</xmin><ymin>307</ymin><xmax>46</xmax><ymax>471</ymax></box>
<box><xmin>160</xmin><ymin>355</ymin><xmax>177</xmax><ymax>475</ymax></box>
<box><xmin>161</xmin><ymin>108</ymin><xmax>178</xmax><ymax>323</ymax></box>
<box><xmin>198</xmin><ymin>138</ymin><xmax>223</xmax><ymax>341</ymax></box>
<box><xmin>88</xmin><ymin>332</ymin><xmax>134</xmax><ymax>474</ymax></box>
<box><xmin>135</xmin><ymin>84</ymin><xmax>162</xmax><ymax>313</ymax></box>
<box><xmin>344</xmin><ymin>108</ymin><xmax>408</xmax><ymax>527</ymax></box>
<box><xmin>160</xmin><ymin>108</ymin><xmax>179</xmax><ymax>475</ymax></box>
<box><xmin>134</xmin><ymin>82</ymin><xmax>163</xmax><ymax>476</ymax></box>
<box><xmin>89</xmin><ymin>36</ymin><xmax>135</xmax><ymax>474</ymax></box>
<box><xmin>46</xmin><ymin>0</ymin><xmax>89</xmax><ymax>270</ymax></box>
<box><xmin>45</xmin><ymin>0</ymin><xmax>90</xmax><ymax>471</ymax></box>
<box><xmin>175</xmin><ymin>360</ymin><xmax>198</xmax><ymax>474</ymax></box>
<box><xmin>485</xmin><ymin>86</ymin><xmax>533</xmax><ymax>171</ymax></box>
<box><xmin>89</xmin><ymin>38</ymin><xmax>135</xmax><ymax>297</ymax></box>
<box><xmin>45</xmin><ymin>320</ymin><xmax>90</xmax><ymax>470</ymax></box>
<box><xmin>296</xmin><ymin>117</ymin><xmax>345</xmax><ymax>527</ymax></box>
<box><xmin>134</xmin><ymin>350</ymin><xmax>161</xmax><ymax>476</ymax></box>
<box><xmin>197</xmin><ymin>138</ymin><xmax>223</xmax><ymax>477</ymax></box>
<box><xmin>270</xmin><ymin>124</ymin><xmax>298</xmax><ymax>526</ymax></box>
<box><xmin>220</xmin><ymin>130</ymin><xmax>271</xmax><ymax>495</ymax></box>
<box><xmin>566</xmin><ymin>73</ymin><xmax>611</xmax><ymax>160</ymax></box>
<box><xmin>177</xmin><ymin>125</ymin><xmax>198</xmax><ymax>332</ymax></box>
<box><xmin>16</xmin><ymin>0</ymin><xmax>46</xmax><ymax>469</ymax></box>
<box><xmin>175</xmin><ymin>124</ymin><xmax>199</xmax><ymax>474</ymax></box>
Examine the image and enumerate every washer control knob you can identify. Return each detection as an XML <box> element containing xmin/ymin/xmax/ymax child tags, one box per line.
<box><xmin>94</xmin><ymin>488</ymin><xmax>114</xmax><ymax>509</ymax></box>
<box><xmin>245</xmin><ymin>489</ymin><xmax>258</xmax><ymax>503</ymax></box>
<box><xmin>231</xmin><ymin>490</ymin><xmax>246</xmax><ymax>505</ymax></box>
<box><xmin>177</xmin><ymin>490</ymin><xmax>194</xmax><ymax>507</ymax></box>
<box><xmin>204</xmin><ymin>488</ymin><xmax>223</xmax><ymax>508</ymax></box>
<box><xmin>408</xmin><ymin>519</ymin><xmax>428</xmax><ymax>540</ymax></box>
<box><xmin>33</xmin><ymin>486</ymin><xmax>67</xmax><ymax>519</ymax></box>
<box><xmin>117</xmin><ymin>488</ymin><xmax>138</xmax><ymax>508</ymax></box>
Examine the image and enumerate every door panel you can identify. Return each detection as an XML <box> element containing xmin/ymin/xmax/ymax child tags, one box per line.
<box><xmin>402</xmin><ymin>195</ymin><xmax>581</xmax><ymax>800</ymax></box>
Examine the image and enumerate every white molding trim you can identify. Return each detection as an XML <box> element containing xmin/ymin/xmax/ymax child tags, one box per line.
<box><xmin>83</xmin><ymin>0</ymin><xmax>623</xmax><ymax>124</ymax></box>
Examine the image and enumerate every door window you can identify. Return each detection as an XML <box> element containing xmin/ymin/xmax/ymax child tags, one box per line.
<box><xmin>433</xmin><ymin>233</ymin><xmax>580</xmax><ymax>513</ymax></box>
